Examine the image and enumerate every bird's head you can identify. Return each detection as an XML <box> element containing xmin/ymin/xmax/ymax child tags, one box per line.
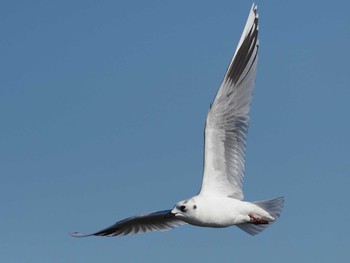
<box><xmin>168</xmin><ymin>198</ymin><xmax>198</xmax><ymax>220</ymax></box>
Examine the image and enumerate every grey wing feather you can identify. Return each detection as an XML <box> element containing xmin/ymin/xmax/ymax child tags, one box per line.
<box><xmin>70</xmin><ymin>210</ymin><xmax>186</xmax><ymax>237</ymax></box>
<box><xmin>200</xmin><ymin>5</ymin><xmax>259</xmax><ymax>199</ymax></box>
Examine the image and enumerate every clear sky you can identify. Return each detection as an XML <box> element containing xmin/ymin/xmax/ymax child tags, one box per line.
<box><xmin>1</xmin><ymin>0</ymin><xmax>349</xmax><ymax>262</ymax></box>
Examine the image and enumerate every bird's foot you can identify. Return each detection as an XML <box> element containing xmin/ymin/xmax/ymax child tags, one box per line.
<box><xmin>249</xmin><ymin>215</ymin><xmax>269</xmax><ymax>224</ymax></box>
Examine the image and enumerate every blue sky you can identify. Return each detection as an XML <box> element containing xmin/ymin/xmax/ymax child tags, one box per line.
<box><xmin>1</xmin><ymin>0</ymin><xmax>349</xmax><ymax>262</ymax></box>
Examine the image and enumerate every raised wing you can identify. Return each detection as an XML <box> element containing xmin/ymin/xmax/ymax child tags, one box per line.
<box><xmin>199</xmin><ymin>5</ymin><xmax>259</xmax><ymax>200</ymax></box>
<box><xmin>70</xmin><ymin>210</ymin><xmax>186</xmax><ymax>237</ymax></box>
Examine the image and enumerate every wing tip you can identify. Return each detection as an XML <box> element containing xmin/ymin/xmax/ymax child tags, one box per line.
<box><xmin>69</xmin><ymin>231</ymin><xmax>92</xmax><ymax>238</ymax></box>
<box><xmin>252</xmin><ymin>3</ymin><xmax>258</xmax><ymax>13</ymax></box>
<box><xmin>251</xmin><ymin>4</ymin><xmax>259</xmax><ymax>25</ymax></box>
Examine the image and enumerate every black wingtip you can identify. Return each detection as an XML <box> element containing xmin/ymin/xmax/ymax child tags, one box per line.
<box><xmin>69</xmin><ymin>231</ymin><xmax>92</xmax><ymax>238</ymax></box>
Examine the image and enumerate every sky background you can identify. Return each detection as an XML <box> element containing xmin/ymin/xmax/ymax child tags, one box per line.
<box><xmin>1</xmin><ymin>0</ymin><xmax>349</xmax><ymax>262</ymax></box>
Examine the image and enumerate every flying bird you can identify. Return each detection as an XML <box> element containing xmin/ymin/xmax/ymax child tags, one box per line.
<box><xmin>71</xmin><ymin>4</ymin><xmax>284</xmax><ymax>238</ymax></box>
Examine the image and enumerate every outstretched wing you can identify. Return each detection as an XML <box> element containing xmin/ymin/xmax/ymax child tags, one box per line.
<box><xmin>71</xmin><ymin>210</ymin><xmax>186</xmax><ymax>237</ymax></box>
<box><xmin>199</xmin><ymin>5</ymin><xmax>259</xmax><ymax>200</ymax></box>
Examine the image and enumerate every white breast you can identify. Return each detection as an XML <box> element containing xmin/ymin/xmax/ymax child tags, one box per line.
<box><xmin>186</xmin><ymin>195</ymin><xmax>249</xmax><ymax>227</ymax></box>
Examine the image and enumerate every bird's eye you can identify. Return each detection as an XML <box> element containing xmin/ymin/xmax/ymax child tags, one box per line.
<box><xmin>180</xmin><ymin>205</ymin><xmax>186</xmax><ymax>212</ymax></box>
<box><xmin>193</xmin><ymin>205</ymin><xmax>197</xmax><ymax>209</ymax></box>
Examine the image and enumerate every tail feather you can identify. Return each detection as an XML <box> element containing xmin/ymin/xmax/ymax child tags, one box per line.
<box><xmin>253</xmin><ymin>196</ymin><xmax>284</xmax><ymax>220</ymax></box>
<box><xmin>237</xmin><ymin>197</ymin><xmax>284</xmax><ymax>236</ymax></box>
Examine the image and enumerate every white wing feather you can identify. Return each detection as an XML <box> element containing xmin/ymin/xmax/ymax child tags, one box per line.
<box><xmin>71</xmin><ymin>210</ymin><xmax>186</xmax><ymax>237</ymax></box>
<box><xmin>200</xmin><ymin>5</ymin><xmax>259</xmax><ymax>200</ymax></box>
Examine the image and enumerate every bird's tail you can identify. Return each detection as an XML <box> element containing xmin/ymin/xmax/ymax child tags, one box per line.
<box><xmin>237</xmin><ymin>197</ymin><xmax>284</xmax><ymax>236</ymax></box>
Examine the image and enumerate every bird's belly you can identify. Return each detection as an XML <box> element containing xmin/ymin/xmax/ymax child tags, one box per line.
<box><xmin>187</xmin><ymin>219</ymin><xmax>233</xmax><ymax>228</ymax></box>
<box><xmin>186</xmin><ymin>207</ymin><xmax>247</xmax><ymax>228</ymax></box>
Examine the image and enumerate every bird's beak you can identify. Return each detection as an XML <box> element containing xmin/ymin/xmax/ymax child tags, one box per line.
<box><xmin>164</xmin><ymin>211</ymin><xmax>176</xmax><ymax>219</ymax></box>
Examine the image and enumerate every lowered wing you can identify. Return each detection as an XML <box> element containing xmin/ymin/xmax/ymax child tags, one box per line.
<box><xmin>71</xmin><ymin>210</ymin><xmax>186</xmax><ymax>237</ymax></box>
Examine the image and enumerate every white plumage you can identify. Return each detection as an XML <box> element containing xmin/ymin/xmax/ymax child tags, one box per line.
<box><xmin>71</xmin><ymin>4</ymin><xmax>284</xmax><ymax>238</ymax></box>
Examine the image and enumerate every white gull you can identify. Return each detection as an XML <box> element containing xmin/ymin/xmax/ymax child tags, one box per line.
<box><xmin>71</xmin><ymin>4</ymin><xmax>284</xmax><ymax>238</ymax></box>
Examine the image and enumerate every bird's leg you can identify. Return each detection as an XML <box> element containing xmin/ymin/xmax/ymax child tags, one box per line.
<box><xmin>249</xmin><ymin>215</ymin><xmax>269</xmax><ymax>224</ymax></box>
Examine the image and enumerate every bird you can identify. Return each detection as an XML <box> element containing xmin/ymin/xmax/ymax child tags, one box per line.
<box><xmin>71</xmin><ymin>4</ymin><xmax>284</xmax><ymax>238</ymax></box>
